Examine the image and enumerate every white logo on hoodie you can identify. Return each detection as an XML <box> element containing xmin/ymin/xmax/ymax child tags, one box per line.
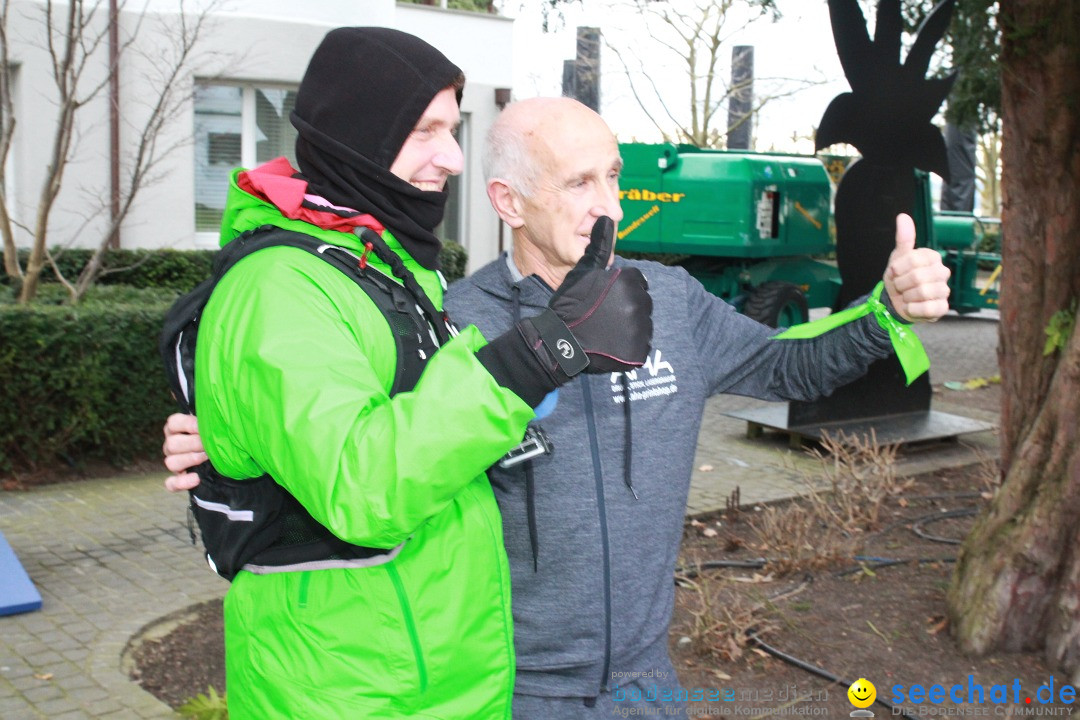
<box><xmin>610</xmin><ymin>349</ymin><xmax>678</xmax><ymax>404</ymax></box>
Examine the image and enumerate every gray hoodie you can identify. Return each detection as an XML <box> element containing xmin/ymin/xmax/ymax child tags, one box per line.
<box><xmin>444</xmin><ymin>255</ymin><xmax>894</xmax><ymax>701</ymax></box>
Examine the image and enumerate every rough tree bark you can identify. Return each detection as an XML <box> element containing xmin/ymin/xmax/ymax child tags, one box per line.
<box><xmin>946</xmin><ymin>0</ymin><xmax>1080</xmax><ymax>680</ymax></box>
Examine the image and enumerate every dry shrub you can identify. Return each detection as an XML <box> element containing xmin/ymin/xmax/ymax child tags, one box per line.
<box><xmin>802</xmin><ymin>429</ymin><xmax>912</xmax><ymax>531</ymax></box>
<box><xmin>747</xmin><ymin>501</ymin><xmax>856</xmax><ymax>575</ymax></box>
<box><xmin>969</xmin><ymin>444</ymin><xmax>1002</xmax><ymax>497</ymax></box>
<box><xmin>674</xmin><ymin>563</ymin><xmax>772</xmax><ymax>662</ymax></box>
<box><xmin>747</xmin><ymin>429</ymin><xmax>913</xmax><ymax>574</ymax></box>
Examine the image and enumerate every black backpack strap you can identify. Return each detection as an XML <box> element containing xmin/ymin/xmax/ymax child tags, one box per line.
<box><xmin>160</xmin><ymin>225</ymin><xmax>448</xmax><ymax>407</ymax></box>
<box><xmin>160</xmin><ymin>225</ymin><xmax>449</xmax><ymax>579</ymax></box>
<box><xmin>355</xmin><ymin>227</ymin><xmax>455</xmax><ymax>347</ymax></box>
<box><xmin>160</xmin><ymin>226</ymin><xmax>334</xmax><ymax>412</ymax></box>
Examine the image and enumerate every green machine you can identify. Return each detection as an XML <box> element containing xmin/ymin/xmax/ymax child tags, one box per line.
<box><xmin>615</xmin><ymin>143</ymin><xmax>1001</xmax><ymax>325</ymax></box>
<box><xmin>921</xmin><ymin>208</ymin><xmax>1001</xmax><ymax>315</ymax></box>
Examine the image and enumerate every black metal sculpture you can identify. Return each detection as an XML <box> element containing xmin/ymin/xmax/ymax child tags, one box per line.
<box><xmin>818</xmin><ymin>0</ymin><xmax>956</xmax><ymax>309</ymax></box>
<box><xmin>729</xmin><ymin>0</ymin><xmax>993</xmax><ymax>444</ymax></box>
<box><xmin>787</xmin><ymin>0</ymin><xmax>956</xmax><ymax>428</ymax></box>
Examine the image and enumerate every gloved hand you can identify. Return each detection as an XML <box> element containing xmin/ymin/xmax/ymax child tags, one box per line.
<box><xmin>478</xmin><ymin>216</ymin><xmax>653</xmax><ymax>406</ymax></box>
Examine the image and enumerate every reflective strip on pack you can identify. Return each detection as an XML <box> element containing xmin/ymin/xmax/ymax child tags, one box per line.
<box><xmin>242</xmin><ymin>540</ymin><xmax>407</xmax><ymax>575</ymax></box>
<box><xmin>192</xmin><ymin>495</ymin><xmax>255</xmax><ymax>522</ymax></box>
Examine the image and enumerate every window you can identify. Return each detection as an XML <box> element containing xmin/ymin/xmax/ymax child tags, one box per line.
<box><xmin>194</xmin><ymin>83</ymin><xmax>298</xmax><ymax>238</ymax></box>
<box><xmin>207</xmin><ymin>132</ymin><xmax>241</xmax><ymax>164</ymax></box>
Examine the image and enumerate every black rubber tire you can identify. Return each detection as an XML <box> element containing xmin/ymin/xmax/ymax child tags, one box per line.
<box><xmin>743</xmin><ymin>281</ymin><xmax>809</xmax><ymax>328</ymax></box>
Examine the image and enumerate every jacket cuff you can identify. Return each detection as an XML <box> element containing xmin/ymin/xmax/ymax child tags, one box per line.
<box><xmin>879</xmin><ymin>286</ymin><xmax>913</xmax><ymax>325</ymax></box>
<box><xmin>476</xmin><ymin>325</ymin><xmax>560</xmax><ymax>408</ymax></box>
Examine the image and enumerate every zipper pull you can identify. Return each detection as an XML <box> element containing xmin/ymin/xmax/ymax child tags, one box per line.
<box><xmin>359</xmin><ymin>240</ymin><xmax>374</xmax><ymax>270</ymax></box>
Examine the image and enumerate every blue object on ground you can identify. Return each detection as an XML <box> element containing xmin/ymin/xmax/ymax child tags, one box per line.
<box><xmin>0</xmin><ymin>529</ymin><xmax>42</xmax><ymax>616</ymax></box>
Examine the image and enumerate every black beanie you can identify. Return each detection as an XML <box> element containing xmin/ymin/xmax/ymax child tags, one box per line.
<box><xmin>290</xmin><ymin>27</ymin><xmax>464</xmax><ymax>269</ymax></box>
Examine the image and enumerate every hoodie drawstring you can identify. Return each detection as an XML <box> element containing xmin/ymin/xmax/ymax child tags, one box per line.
<box><xmin>619</xmin><ymin>373</ymin><xmax>638</xmax><ymax>500</ymax></box>
<box><xmin>512</xmin><ymin>284</ymin><xmax>542</xmax><ymax>572</ymax></box>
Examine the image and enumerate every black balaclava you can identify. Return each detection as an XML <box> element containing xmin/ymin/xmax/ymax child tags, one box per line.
<box><xmin>291</xmin><ymin>27</ymin><xmax>463</xmax><ymax>270</ymax></box>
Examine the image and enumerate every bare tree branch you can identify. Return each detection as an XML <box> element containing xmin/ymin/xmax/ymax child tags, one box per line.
<box><xmin>606</xmin><ymin>0</ymin><xmax>789</xmax><ymax>149</ymax></box>
<box><xmin>72</xmin><ymin>0</ymin><xmax>223</xmax><ymax>300</ymax></box>
<box><xmin>605</xmin><ymin>39</ymin><xmax>693</xmax><ymax>142</ymax></box>
<box><xmin>4</xmin><ymin>0</ymin><xmax>223</xmax><ymax>302</ymax></box>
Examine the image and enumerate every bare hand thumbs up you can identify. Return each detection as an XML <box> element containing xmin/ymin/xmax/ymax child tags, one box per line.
<box><xmin>883</xmin><ymin>213</ymin><xmax>952</xmax><ymax>322</ymax></box>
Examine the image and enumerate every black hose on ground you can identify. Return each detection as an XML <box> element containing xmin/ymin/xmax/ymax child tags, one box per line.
<box><xmin>911</xmin><ymin>507</ymin><xmax>978</xmax><ymax>545</ymax></box>
<box><xmin>746</xmin><ymin>630</ymin><xmax>917</xmax><ymax>720</ymax></box>
<box><xmin>836</xmin><ymin>556</ymin><xmax>956</xmax><ymax>576</ymax></box>
<box><xmin>675</xmin><ymin>559</ymin><xmax>769</xmax><ymax>579</ymax></box>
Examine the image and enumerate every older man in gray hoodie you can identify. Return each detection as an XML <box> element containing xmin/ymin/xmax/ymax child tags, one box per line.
<box><xmin>166</xmin><ymin>97</ymin><xmax>949</xmax><ymax>717</ymax></box>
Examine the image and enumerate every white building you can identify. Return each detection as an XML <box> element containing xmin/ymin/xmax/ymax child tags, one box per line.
<box><xmin>3</xmin><ymin>0</ymin><xmax>515</xmax><ymax>273</ymax></box>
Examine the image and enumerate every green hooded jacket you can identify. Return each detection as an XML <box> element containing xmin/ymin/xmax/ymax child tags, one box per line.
<box><xmin>194</xmin><ymin>170</ymin><xmax>533</xmax><ymax>718</ymax></box>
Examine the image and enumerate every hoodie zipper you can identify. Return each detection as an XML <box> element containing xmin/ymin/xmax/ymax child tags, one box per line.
<box><xmin>581</xmin><ymin>379</ymin><xmax>613</xmax><ymax>698</ymax></box>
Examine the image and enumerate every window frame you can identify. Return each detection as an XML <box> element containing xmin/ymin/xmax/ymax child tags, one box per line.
<box><xmin>194</xmin><ymin>80</ymin><xmax>298</xmax><ymax>247</ymax></box>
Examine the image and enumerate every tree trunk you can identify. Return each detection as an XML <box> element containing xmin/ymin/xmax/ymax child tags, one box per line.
<box><xmin>947</xmin><ymin>0</ymin><xmax>1080</xmax><ymax>679</ymax></box>
<box><xmin>17</xmin><ymin>201</ymin><xmax>53</xmax><ymax>303</ymax></box>
<box><xmin>1</xmin><ymin>200</ymin><xmax>20</xmax><ymax>278</ymax></box>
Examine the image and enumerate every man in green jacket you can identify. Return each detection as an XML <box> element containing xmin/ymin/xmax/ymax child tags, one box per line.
<box><xmin>170</xmin><ymin>27</ymin><xmax>652</xmax><ymax>719</ymax></box>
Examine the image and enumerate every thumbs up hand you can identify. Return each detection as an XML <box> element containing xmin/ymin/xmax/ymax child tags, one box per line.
<box><xmin>883</xmin><ymin>213</ymin><xmax>952</xmax><ymax>322</ymax></box>
<box><xmin>475</xmin><ymin>217</ymin><xmax>652</xmax><ymax>408</ymax></box>
<box><xmin>554</xmin><ymin>215</ymin><xmax>617</xmax><ymax>297</ymax></box>
<box><xmin>545</xmin><ymin>216</ymin><xmax>652</xmax><ymax>374</ymax></box>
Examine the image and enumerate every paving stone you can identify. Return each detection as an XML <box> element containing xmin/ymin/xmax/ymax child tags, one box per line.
<box><xmin>13</xmin><ymin>616</ymin><xmax>52</xmax><ymax>634</ymax></box>
<box><xmin>80</xmin><ymin>695</ymin><xmax>125</xmax><ymax>715</ymax></box>
<box><xmin>48</xmin><ymin>711</ymin><xmax>90</xmax><ymax>720</ymax></box>
<box><xmin>0</xmin><ymin>695</ymin><xmax>41</xmax><ymax>720</ymax></box>
<box><xmin>29</xmin><ymin>629</ymin><xmax>70</xmax><ymax>647</ymax></box>
<box><xmin>23</xmin><ymin>650</ymin><xmax>64</xmax><ymax>667</ymax></box>
<box><xmin>11</xmin><ymin>674</ymin><xmax>50</xmax><ymax>692</ymax></box>
<box><xmin>21</xmin><ymin>683</ymin><xmax>63</xmax><ymax>702</ymax></box>
<box><xmin>60</xmin><ymin>648</ymin><xmax>91</xmax><ymax>664</ymax></box>
<box><xmin>1</xmin><ymin>475</ymin><xmax>222</xmax><ymax>719</ymax></box>
<box><xmin>34</xmin><ymin>695</ymin><xmax>82</xmax><ymax>716</ymax></box>
<box><xmin>55</xmin><ymin>673</ymin><xmax>99</xmax><ymax>693</ymax></box>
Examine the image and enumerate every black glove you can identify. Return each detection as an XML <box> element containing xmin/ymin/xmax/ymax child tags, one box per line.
<box><xmin>478</xmin><ymin>216</ymin><xmax>653</xmax><ymax>406</ymax></box>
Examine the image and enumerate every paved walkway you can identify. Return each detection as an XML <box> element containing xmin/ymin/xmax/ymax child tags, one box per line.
<box><xmin>0</xmin><ymin>311</ymin><xmax>1002</xmax><ymax>719</ymax></box>
<box><xmin>0</xmin><ymin>478</ymin><xmax>223</xmax><ymax>719</ymax></box>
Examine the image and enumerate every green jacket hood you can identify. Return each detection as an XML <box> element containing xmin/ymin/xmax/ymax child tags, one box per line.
<box><xmin>219</xmin><ymin>161</ymin><xmax>437</xmax><ymax>294</ymax></box>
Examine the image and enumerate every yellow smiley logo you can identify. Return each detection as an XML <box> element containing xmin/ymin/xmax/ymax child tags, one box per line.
<box><xmin>848</xmin><ymin>678</ymin><xmax>876</xmax><ymax>709</ymax></box>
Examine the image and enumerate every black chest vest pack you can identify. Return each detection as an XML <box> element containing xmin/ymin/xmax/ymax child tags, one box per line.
<box><xmin>159</xmin><ymin>225</ymin><xmax>454</xmax><ymax>581</ymax></box>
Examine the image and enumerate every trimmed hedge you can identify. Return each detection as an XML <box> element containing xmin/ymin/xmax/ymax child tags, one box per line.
<box><xmin>439</xmin><ymin>240</ymin><xmax>468</xmax><ymax>284</ymax></box>
<box><xmin>0</xmin><ymin>287</ymin><xmax>179</xmax><ymax>474</ymax></box>
<box><xmin>12</xmin><ymin>248</ymin><xmax>216</xmax><ymax>291</ymax></box>
<box><xmin>9</xmin><ymin>240</ymin><xmax>468</xmax><ymax>291</ymax></box>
